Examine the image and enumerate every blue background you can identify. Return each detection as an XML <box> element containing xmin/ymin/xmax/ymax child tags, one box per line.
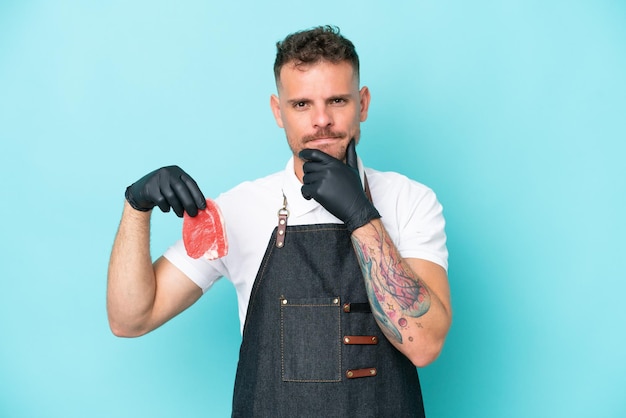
<box><xmin>1</xmin><ymin>1</ymin><xmax>625</xmax><ymax>417</ymax></box>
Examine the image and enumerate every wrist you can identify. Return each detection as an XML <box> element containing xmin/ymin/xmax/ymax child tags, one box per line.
<box><xmin>346</xmin><ymin>204</ymin><xmax>381</xmax><ymax>233</ymax></box>
<box><xmin>123</xmin><ymin>200</ymin><xmax>152</xmax><ymax>217</ymax></box>
<box><xmin>125</xmin><ymin>186</ymin><xmax>152</xmax><ymax>212</ymax></box>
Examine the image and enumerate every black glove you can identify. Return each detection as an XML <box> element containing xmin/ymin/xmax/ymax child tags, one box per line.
<box><xmin>299</xmin><ymin>139</ymin><xmax>380</xmax><ymax>232</ymax></box>
<box><xmin>125</xmin><ymin>165</ymin><xmax>206</xmax><ymax>217</ymax></box>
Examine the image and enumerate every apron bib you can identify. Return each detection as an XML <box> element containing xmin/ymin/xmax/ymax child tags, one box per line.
<box><xmin>232</xmin><ymin>201</ymin><xmax>424</xmax><ymax>417</ymax></box>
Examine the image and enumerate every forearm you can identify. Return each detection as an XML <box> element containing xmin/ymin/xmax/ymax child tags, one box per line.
<box><xmin>107</xmin><ymin>201</ymin><xmax>157</xmax><ymax>337</ymax></box>
<box><xmin>351</xmin><ymin>218</ymin><xmax>451</xmax><ymax>367</ymax></box>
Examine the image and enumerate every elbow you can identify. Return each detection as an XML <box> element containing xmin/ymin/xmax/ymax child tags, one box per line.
<box><xmin>409</xmin><ymin>324</ymin><xmax>450</xmax><ymax>367</ymax></box>
<box><xmin>409</xmin><ymin>341</ymin><xmax>444</xmax><ymax>368</ymax></box>
<box><xmin>411</xmin><ymin>310</ymin><xmax>452</xmax><ymax>367</ymax></box>
<box><xmin>106</xmin><ymin>302</ymin><xmax>153</xmax><ymax>338</ymax></box>
<box><xmin>109</xmin><ymin>327</ymin><xmax>138</xmax><ymax>338</ymax></box>
<box><xmin>108</xmin><ymin>318</ymin><xmax>149</xmax><ymax>338</ymax></box>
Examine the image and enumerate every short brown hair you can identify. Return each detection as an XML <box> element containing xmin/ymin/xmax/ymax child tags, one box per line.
<box><xmin>273</xmin><ymin>25</ymin><xmax>360</xmax><ymax>82</ymax></box>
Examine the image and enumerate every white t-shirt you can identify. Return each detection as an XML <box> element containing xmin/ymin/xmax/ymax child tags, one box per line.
<box><xmin>164</xmin><ymin>157</ymin><xmax>448</xmax><ymax>333</ymax></box>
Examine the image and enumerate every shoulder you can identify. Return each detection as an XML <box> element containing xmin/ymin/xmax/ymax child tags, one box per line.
<box><xmin>365</xmin><ymin>168</ymin><xmax>438</xmax><ymax>207</ymax></box>
<box><xmin>366</xmin><ymin>167</ymin><xmax>448</xmax><ymax>270</ymax></box>
<box><xmin>216</xmin><ymin>171</ymin><xmax>284</xmax><ymax>207</ymax></box>
<box><xmin>212</xmin><ymin>170</ymin><xmax>285</xmax><ymax>236</ymax></box>
<box><xmin>365</xmin><ymin>167</ymin><xmax>445</xmax><ymax>236</ymax></box>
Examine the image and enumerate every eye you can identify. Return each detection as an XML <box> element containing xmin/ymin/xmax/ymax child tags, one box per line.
<box><xmin>331</xmin><ymin>97</ymin><xmax>347</xmax><ymax>105</ymax></box>
<box><xmin>293</xmin><ymin>101</ymin><xmax>308</xmax><ymax>109</ymax></box>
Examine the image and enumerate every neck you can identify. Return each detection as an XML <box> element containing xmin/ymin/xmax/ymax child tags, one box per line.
<box><xmin>293</xmin><ymin>156</ymin><xmax>305</xmax><ymax>184</ymax></box>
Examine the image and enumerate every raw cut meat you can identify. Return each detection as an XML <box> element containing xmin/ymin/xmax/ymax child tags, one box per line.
<box><xmin>182</xmin><ymin>198</ymin><xmax>228</xmax><ymax>260</ymax></box>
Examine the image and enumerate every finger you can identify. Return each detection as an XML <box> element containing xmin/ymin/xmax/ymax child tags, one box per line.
<box><xmin>299</xmin><ymin>148</ymin><xmax>335</xmax><ymax>163</ymax></box>
<box><xmin>302</xmin><ymin>170</ymin><xmax>324</xmax><ymax>185</ymax></box>
<box><xmin>302</xmin><ymin>156</ymin><xmax>341</xmax><ymax>175</ymax></box>
<box><xmin>181</xmin><ymin>174</ymin><xmax>206</xmax><ymax>210</ymax></box>
<box><xmin>159</xmin><ymin>176</ymin><xmax>184</xmax><ymax>217</ymax></box>
<box><xmin>172</xmin><ymin>180</ymin><xmax>198</xmax><ymax>217</ymax></box>
<box><xmin>346</xmin><ymin>138</ymin><xmax>358</xmax><ymax>169</ymax></box>
<box><xmin>165</xmin><ymin>190</ymin><xmax>185</xmax><ymax>217</ymax></box>
<box><xmin>300</xmin><ymin>184</ymin><xmax>314</xmax><ymax>200</ymax></box>
<box><xmin>154</xmin><ymin>195</ymin><xmax>172</xmax><ymax>214</ymax></box>
<box><xmin>302</xmin><ymin>160</ymin><xmax>324</xmax><ymax>175</ymax></box>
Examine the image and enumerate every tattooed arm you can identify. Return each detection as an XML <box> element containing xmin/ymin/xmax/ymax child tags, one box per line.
<box><xmin>351</xmin><ymin>218</ymin><xmax>452</xmax><ymax>367</ymax></box>
<box><xmin>296</xmin><ymin>142</ymin><xmax>450</xmax><ymax>365</ymax></box>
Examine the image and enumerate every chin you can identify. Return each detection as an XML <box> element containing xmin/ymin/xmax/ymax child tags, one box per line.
<box><xmin>309</xmin><ymin>140</ymin><xmax>348</xmax><ymax>158</ymax></box>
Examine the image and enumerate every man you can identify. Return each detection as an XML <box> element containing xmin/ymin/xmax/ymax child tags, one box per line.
<box><xmin>108</xmin><ymin>25</ymin><xmax>451</xmax><ymax>417</ymax></box>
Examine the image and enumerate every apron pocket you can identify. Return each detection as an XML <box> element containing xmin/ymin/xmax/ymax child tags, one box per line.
<box><xmin>280</xmin><ymin>296</ymin><xmax>341</xmax><ymax>382</ymax></box>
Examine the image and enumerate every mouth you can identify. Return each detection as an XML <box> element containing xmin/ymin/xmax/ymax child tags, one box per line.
<box><xmin>305</xmin><ymin>136</ymin><xmax>341</xmax><ymax>143</ymax></box>
<box><xmin>303</xmin><ymin>137</ymin><xmax>345</xmax><ymax>152</ymax></box>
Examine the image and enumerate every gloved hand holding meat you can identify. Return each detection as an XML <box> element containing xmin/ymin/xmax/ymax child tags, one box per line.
<box><xmin>125</xmin><ymin>165</ymin><xmax>206</xmax><ymax>217</ymax></box>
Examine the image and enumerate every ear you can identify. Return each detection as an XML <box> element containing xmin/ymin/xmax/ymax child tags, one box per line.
<box><xmin>359</xmin><ymin>86</ymin><xmax>371</xmax><ymax>122</ymax></box>
<box><xmin>270</xmin><ymin>94</ymin><xmax>284</xmax><ymax>128</ymax></box>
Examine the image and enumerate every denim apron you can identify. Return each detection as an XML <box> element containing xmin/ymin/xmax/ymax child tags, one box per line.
<box><xmin>232</xmin><ymin>197</ymin><xmax>425</xmax><ymax>417</ymax></box>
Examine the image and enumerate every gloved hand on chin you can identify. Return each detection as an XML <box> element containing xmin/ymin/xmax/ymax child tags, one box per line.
<box><xmin>125</xmin><ymin>165</ymin><xmax>206</xmax><ymax>217</ymax></box>
<box><xmin>299</xmin><ymin>139</ymin><xmax>380</xmax><ymax>232</ymax></box>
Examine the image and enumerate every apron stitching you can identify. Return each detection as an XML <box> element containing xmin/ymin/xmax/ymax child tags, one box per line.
<box><xmin>280</xmin><ymin>298</ymin><xmax>343</xmax><ymax>383</ymax></box>
<box><xmin>338</xmin><ymin>296</ymin><xmax>343</xmax><ymax>380</ymax></box>
<box><xmin>242</xmin><ymin>231</ymin><xmax>277</xmax><ymax>337</ymax></box>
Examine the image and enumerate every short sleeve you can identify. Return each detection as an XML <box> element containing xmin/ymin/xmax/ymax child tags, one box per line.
<box><xmin>396</xmin><ymin>183</ymin><xmax>448</xmax><ymax>271</ymax></box>
<box><xmin>163</xmin><ymin>239</ymin><xmax>226</xmax><ymax>293</ymax></box>
<box><xmin>368</xmin><ymin>170</ymin><xmax>448</xmax><ymax>272</ymax></box>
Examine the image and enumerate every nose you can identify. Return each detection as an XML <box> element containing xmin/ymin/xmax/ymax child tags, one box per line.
<box><xmin>311</xmin><ymin>105</ymin><xmax>333</xmax><ymax>129</ymax></box>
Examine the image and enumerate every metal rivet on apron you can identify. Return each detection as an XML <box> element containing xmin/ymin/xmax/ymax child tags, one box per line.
<box><xmin>275</xmin><ymin>195</ymin><xmax>289</xmax><ymax>249</ymax></box>
<box><xmin>282</xmin><ymin>299</ymin><xmax>287</xmax><ymax>305</ymax></box>
<box><xmin>345</xmin><ymin>368</ymin><xmax>377</xmax><ymax>379</ymax></box>
<box><xmin>333</xmin><ymin>298</ymin><xmax>339</xmax><ymax>304</ymax></box>
<box><xmin>342</xmin><ymin>335</ymin><xmax>378</xmax><ymax>345</ymax></box>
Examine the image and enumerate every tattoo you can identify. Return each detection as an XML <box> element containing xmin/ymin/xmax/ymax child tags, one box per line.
<box><xmin>354</xmin><ymin>242</ymin><xmax>403</xmax><ymax>342</ymax></box>
<box><xmin>352</xmin><ymin>223</ymin><xmax>431</xmax><ymax>344</ymax></box>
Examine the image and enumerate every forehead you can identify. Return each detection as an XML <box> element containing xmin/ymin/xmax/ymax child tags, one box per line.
<box><xmin>277</xmin><ymin>60</ymin><xmax>358</xmax><ymax>96</ymax></box>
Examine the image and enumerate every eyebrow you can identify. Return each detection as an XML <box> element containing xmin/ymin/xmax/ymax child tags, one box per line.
<box><xmin>286</xmin><ymin>94</ymin><xmax>351</xmax><ymax>105</ymax></box>
<box><xmin>328</xmin><ymin>94</ymin><xmax>351</xmax><ymax>102</ymax></box>
<box><xmin>286</xmin><ymin>98</ymin><xmax>311</xmax><ymax>106</ymax></box>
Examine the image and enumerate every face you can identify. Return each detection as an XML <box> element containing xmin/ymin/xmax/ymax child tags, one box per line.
<box><xmin>270</xmin><ymin>60</ymin><xmax>371</xmax><ymax>181</ymax></box>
